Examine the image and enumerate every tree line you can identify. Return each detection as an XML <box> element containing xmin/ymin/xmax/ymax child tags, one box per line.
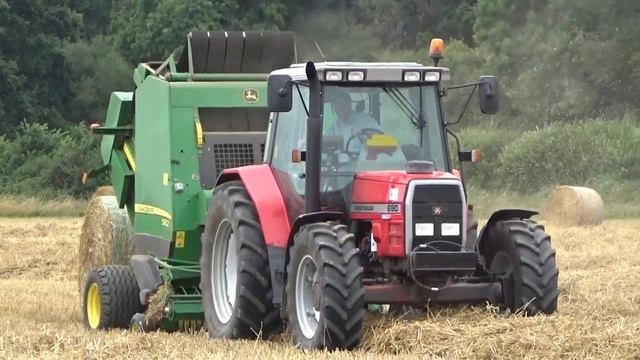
<box><xmin>2</xmin><ymin>0</ymin><xmax>638</xmax><ymax>133</ymax></box>
<box><xmin>0</xmin><ymin>0</ymin><xmax>638</xmax><ymax>197</ymax></box>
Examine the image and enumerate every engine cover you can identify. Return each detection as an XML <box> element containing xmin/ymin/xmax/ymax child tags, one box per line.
<box><xmin>350</xmin><ymin>171</ymin><xmax>466</xmax><ymax>257</ymax></box>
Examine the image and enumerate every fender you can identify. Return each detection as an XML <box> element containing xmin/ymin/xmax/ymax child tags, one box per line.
<box><xmin>215</xmin><ymin>164</ymin><xmax>291</xmax><ymax>248</ymax></box>
<box><xmin>476</xmin><ymin>209</ymin><xmax>538</xmax><ymax>253</ymax></box>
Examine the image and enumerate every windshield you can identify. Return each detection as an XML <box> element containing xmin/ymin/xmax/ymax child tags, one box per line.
<box><xmin>322</xmin><ymin>84</ymin><xmax>447</xmax><ymax>172</ymax></box>
<box><xmin>269</xmin><ymin>83</ymin><xmax>448</xmax><ymax>203</ymax></box>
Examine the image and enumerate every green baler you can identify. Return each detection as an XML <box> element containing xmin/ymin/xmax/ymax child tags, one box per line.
<box><xmin>82</xmin><ymin>30</ymin><xmax>295</xmax><ymax>331</ymax></box>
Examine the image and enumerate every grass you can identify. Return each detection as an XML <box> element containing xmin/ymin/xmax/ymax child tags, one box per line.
<box><xmin>467</xmin><ymin>185</ymin><xmax>640</xmax><ymax>220</ymax></box>
<box><xmin>0</xmin><ymin>196</ymin><xmax>88</xmax><ymax>217</ymax></box>
<box><xmin>1</xmin><ymin>217</ymin><xmax>640</xmax><ymax>358</ymax></box>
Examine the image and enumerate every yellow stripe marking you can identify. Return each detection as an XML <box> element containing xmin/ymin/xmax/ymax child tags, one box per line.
<box><xmin>123</xmin><ymin>142</ymin><xmax>136</xmax><ymax>171</ymax></box>
<box><xmin>175</xmin><ymin>231</ymin><xmax>185</xmax><ymax>248</ymax></box>
<box><xmin>195</xmin><ymin>118</ymin><xmax>204</xmax><ymax>149</ymax></box>
<box><xmin>135</xmin><ymin>203</ymin><xmax>172</xmax><ymax>220</ymax></box>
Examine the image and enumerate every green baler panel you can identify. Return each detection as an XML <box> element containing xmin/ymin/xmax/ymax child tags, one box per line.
<box><xmin>110</xmin><ymin>151</ymin><xmax>134</xmax><ymax>209</ymax></box>
<box><xmin>170</xmin><ymin>81</ymin><xmax>268</xmax><ymax>108</ymax></box>
<box><xmin>131</xmin><ymin>75</ymin><xmax>270</xmax><ymax>262</ymax></box>
<box><xmin>101</xmin><ymin>92</ymin><xmax>133</xmax><ymax>166</ymax></box>
<box><xmin>133</xmin><ymin>76</ymin><xmax>173</xmax><ymax>244</ymax></box>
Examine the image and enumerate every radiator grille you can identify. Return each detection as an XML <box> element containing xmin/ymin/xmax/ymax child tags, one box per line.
<box><xmin>213</xmin><ymin>143</ymin><xmax>255</xmax><ymax>174</ymax></box>
<box><xmin>411</xmin><ymin>184</ymin><xmax>464</xmax><ymax>251</ymax></box>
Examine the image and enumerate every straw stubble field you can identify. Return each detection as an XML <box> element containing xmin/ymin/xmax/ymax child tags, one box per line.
<box><xmin>0</xmin><ymin>217</ymin><xmax>639</xmax><ymax>359</ymax></box>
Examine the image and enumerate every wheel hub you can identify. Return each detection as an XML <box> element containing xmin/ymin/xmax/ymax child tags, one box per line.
<box><xmin>312</xmin><ymin>281</ymin><xmax>321</xmax><ymax>310</ymax></box>
<box><xmin>86</xmin><ymin>283</ymin><xmax>101</xmax><ymax>329</ymax></box>
<box><xmin>490</xmin><ymin>251</ymin><xmax>515</xmax><ymax>307</ymax></box>
<box><xmin>296</xmin><ymin>255</ymin><xmax>320</xmax><ymax>339</ymax></box>
<box><xmin>211</xmin><ymin>219</ymin><xmax>237</xmax><ymax>324</ymax></box>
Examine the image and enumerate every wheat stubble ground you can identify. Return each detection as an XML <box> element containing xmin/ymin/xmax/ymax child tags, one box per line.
<box><xmin>0</xmin><ymin>217</ymin><xmax>638</xmax><ymax>359</ymax></box>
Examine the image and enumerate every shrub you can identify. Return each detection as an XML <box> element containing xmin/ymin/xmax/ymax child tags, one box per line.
<box><xmin>0</xmin><ymin>122</ymin><xmax>102</xmax><ymax>198</ymax></box>
<box><xmin>498</xmin><ymin>118</ymin><xmax>639</xmax><ymax>192</ymax></box>
<box><xmin>454</xmin><ymin>127</ymin><xmax>519</xmax><ymax>188</ymax></box>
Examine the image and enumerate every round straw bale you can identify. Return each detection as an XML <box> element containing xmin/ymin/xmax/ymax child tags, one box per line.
<box><xmin>93</xmin><ymin>186</ymin><xmax>114</xmax><ymax>197</ymax></box>
<box><xmin>78</xmin><ymin>196</ymin><xmax>133</xmax><ymax>292</ymax></box>
<box><xmin>544</xmin><ymin>186</ymin><xmax>604</xmax><ymax>226</ymax></box>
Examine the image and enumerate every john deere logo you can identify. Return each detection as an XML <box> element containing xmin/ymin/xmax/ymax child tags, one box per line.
<box><xmin>243</xmin><ymin>89</ymin><xmax>259</xmax><ymax>103</ymax></box>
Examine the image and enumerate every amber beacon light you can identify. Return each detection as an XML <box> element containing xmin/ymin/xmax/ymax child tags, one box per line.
<box><xmin>429</xmin><ymin>38</ymin><xmax>445</xmax><ymax>66</ymax></box>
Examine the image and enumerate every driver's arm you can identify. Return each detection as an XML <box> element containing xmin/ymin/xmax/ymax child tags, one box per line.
<box><xmin>354</xmin><ymin>113</ymin><xmax>382</xmax><ymax>133</ymax></box>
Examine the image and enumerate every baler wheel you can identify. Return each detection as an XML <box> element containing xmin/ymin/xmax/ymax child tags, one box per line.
<box><xmin>200</xmin><ymin>181</ymin><xmax>280</xmax><ymax>339</ymax></box>
<box><xmin>82</xmin><ymin>265</ymin><xmax>142</xmax><ymax>329</ymax></box>
<box><xmin>480</xmin><ymin>219</ymin><xmax>559</xmax><ymax>315</ymax></box>
<box><xmin>286</xmin><ymin>222</ymin><xmax>365</xmax><ymax>350</ymax></box>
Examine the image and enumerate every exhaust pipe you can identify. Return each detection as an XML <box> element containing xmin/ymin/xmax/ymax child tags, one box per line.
<box><xmin>304</xmin><ymin>62</ymin><xmax>322</xmax><ymax>213</ymax></box>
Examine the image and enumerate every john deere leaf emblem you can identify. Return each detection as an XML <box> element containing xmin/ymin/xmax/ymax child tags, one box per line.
<box><xmin>243</xmin><ymin>89</ymin><xmax>259</xmax><ymax>103</ymax></box>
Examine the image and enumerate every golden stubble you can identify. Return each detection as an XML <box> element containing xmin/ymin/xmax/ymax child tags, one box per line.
<box><xmin>0</xmin><ymin>218</ymin><xmax>638</xmax><ymax>359</ymax></box>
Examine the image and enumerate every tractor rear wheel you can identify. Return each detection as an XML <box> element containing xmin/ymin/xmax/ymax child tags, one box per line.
<box><xmin>480</xmin><ymin>219</ymin><xmax>559</xmax><ymax>314</ymax></box>
<box><xmin>82</xmin><ymin>265</ymin><xmax>142</xmax><ymax>329</ymax></box>
<box><xmin>200</xmin><ymin>181</ymin><xmax>279</xmax><ymax>339</ymax></box>
<box><xmin>286</xmin><ymin>222</ymin><xmax>365</xmax><ymax>350</ymax></box>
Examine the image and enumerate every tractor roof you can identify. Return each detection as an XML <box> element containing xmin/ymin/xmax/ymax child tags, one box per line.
<box><xmin>271</xmin><ymin>61</ymin><xmax>450</xmax><ymax>83</ymax></box>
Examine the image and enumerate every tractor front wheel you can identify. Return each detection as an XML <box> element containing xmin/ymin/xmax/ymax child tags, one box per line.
<box><xmin>480</xmin><ymin>219</ymin><xmax>559</xmax><ymax>314</ymax></box>
<box><xmin>200</xmin><ymin>181</ymin><xmax>279</xmax><ymax>339</ymax></box>
<box><xmin>286</xmin><ymin>222</ymin><xmax>365</xmax><ymax>350</ymax></box>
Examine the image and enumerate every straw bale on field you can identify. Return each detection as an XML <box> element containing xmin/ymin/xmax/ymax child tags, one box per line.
<box><xmin>93</xmin><ymin>186</ymin><xmax>115</xmax><ymax>197</ymax></box>
<box><xmin>544</xmin><ymin>186</ymin><xmax>604</xmax><ymax>226</ymax></box>
<box><xmin>77</xmin><ymin>196</ymin><xmax>132</xmax><ymax>292</ymax></box>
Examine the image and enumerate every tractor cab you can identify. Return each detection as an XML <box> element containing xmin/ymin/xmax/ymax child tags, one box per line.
<box><xmin>266</xmin><ymin>60</ymin><xmax>496</xmax><ymax>221</ymax></box>
<box><xmin>268</xmin><ymin>65</ymin><xmax>450</xmax><ymax>200</ymax></box>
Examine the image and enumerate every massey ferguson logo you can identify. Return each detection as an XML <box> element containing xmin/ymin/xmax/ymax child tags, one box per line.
<box><xmin>432</xmin><ymin>206</ymin><xmax>443</xmax><ymax>215</ymax></box>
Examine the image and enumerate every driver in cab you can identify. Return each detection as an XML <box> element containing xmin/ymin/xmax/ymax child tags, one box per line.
<box><xmin>326</xmin><ymin>91</ymin><xmax>381</xmax><ymax>152</ymax></box>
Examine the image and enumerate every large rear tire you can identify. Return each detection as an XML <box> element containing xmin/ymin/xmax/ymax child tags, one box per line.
<box><xmin>480</xmin><ymin>219</ymin><xmax>559</xmax><ymax>314</ymax></box>
<box><xmin>286</xmin><ymin>222</ymin><xmax>365</xmax><ymax>350</ymax></box>
<box><xmin>82</xmin><ymin>265</ymin><xmax>142</xmax><ymax>329</ymax></box>
<box><xmin>200</xmin><ymin>181</ymin><xmax>279</xmax><ymax>339</ymax></box>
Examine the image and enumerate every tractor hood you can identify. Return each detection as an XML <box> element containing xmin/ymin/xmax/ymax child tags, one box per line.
<box><xmin>354</xmin><ymin>170</ymin><xmax>460</xmax><ymax>185</ymax></box>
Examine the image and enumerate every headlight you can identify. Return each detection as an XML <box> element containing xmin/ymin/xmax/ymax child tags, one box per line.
<box><xmin>347</xmin><ymin>71</ymin><xmax>365</xmax><ymax>81</ymax></box>
<box><xmin>424</xmin><ymin>71</ymin><xmax>441</xmax><ymax>82</ymax></box>
<box><xmin>404</xmin><ymin>71</ymin><xmax>421</xmax><ymax>82</ymax></box>
<box><xmin>325</xmin><ymin>70</ymin><xmax>343</xmax><ymax>81</ymax></box>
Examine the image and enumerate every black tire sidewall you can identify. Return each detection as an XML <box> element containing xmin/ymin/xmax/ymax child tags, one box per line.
<box><xmin>483</xmin><ymin>222</ymin><xmax>523</xmax><ymax>310</ymax></box>
<box><xmin>201</xmin><ymin>181</ymin><xmax>277</xmax><ymax>339</ymax></box>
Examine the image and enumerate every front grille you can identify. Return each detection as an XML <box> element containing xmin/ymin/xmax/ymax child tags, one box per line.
<box><xmin>213</xmin><ymin>143</ymin><xmax>255</xmax><ymax>174</ymax></box>
<box><xmin>410</xmin><ymin>183</ymin><xmax>464</xmax><ymax>251</ymax></box>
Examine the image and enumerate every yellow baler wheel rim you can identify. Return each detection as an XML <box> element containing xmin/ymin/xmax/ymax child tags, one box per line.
<box><xmin>86</xmin><ymin>283</ymin><xmax>101</xmax><ymax>329</ymax></box>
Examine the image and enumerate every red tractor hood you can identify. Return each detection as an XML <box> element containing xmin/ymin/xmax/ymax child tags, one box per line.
<box><xmin>354</xmin><ymin>170</ymin><xmax>461</xmax><ymax>185</ymax></box>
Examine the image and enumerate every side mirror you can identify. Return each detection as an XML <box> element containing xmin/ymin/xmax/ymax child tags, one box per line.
<box><xmin>267</xmin><ymin>74</ymin><xmax>293</xmax><ymax>112</ymax></box>
<box><xmin>459</xmin><ymin>149</ymin><xmax>481</xmax><ymax>163</ymax></box>
<box><xmin>478</xmin><ymin>76</ymin><xmax>499</xmax><ymax>114</ymax></box>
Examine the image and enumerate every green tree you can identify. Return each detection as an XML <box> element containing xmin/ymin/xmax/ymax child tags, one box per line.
<box><xmin>0</xmin><ymin>0</ymin><xmax>83</xmax><ymax>132</ymax></box>
<box><xmin>112</xmin><ymin>0</ymin><xmax>290</xmax><ymax>62</ymax></box>
<box><xmin>62</xmin><ymin>36</ymin><xmax>132</xmax><ymax>124</ymax></box>
<box><xmin>473</xmin><ymin>0</ymin><xmax>640</xmax><ymax>126</ymax></box>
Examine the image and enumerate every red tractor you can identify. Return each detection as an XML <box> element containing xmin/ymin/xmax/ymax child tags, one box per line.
<box><xmin>201</xmin><ymin>40</ymin><xmax>559</xmax><ymax>350</ymax></box>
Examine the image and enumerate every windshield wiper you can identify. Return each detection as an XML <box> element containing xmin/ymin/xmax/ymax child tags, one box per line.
<box><xmin>382</xmin><ymin>85</ymin><xmax>426</xmax><ymax>128</ymax></box>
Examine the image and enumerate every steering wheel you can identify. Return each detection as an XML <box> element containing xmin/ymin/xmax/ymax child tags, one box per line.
<box><xmin>345</xmin><ymin>128</ymin><xmax>384</xmax><ymax>157</ymax></box>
